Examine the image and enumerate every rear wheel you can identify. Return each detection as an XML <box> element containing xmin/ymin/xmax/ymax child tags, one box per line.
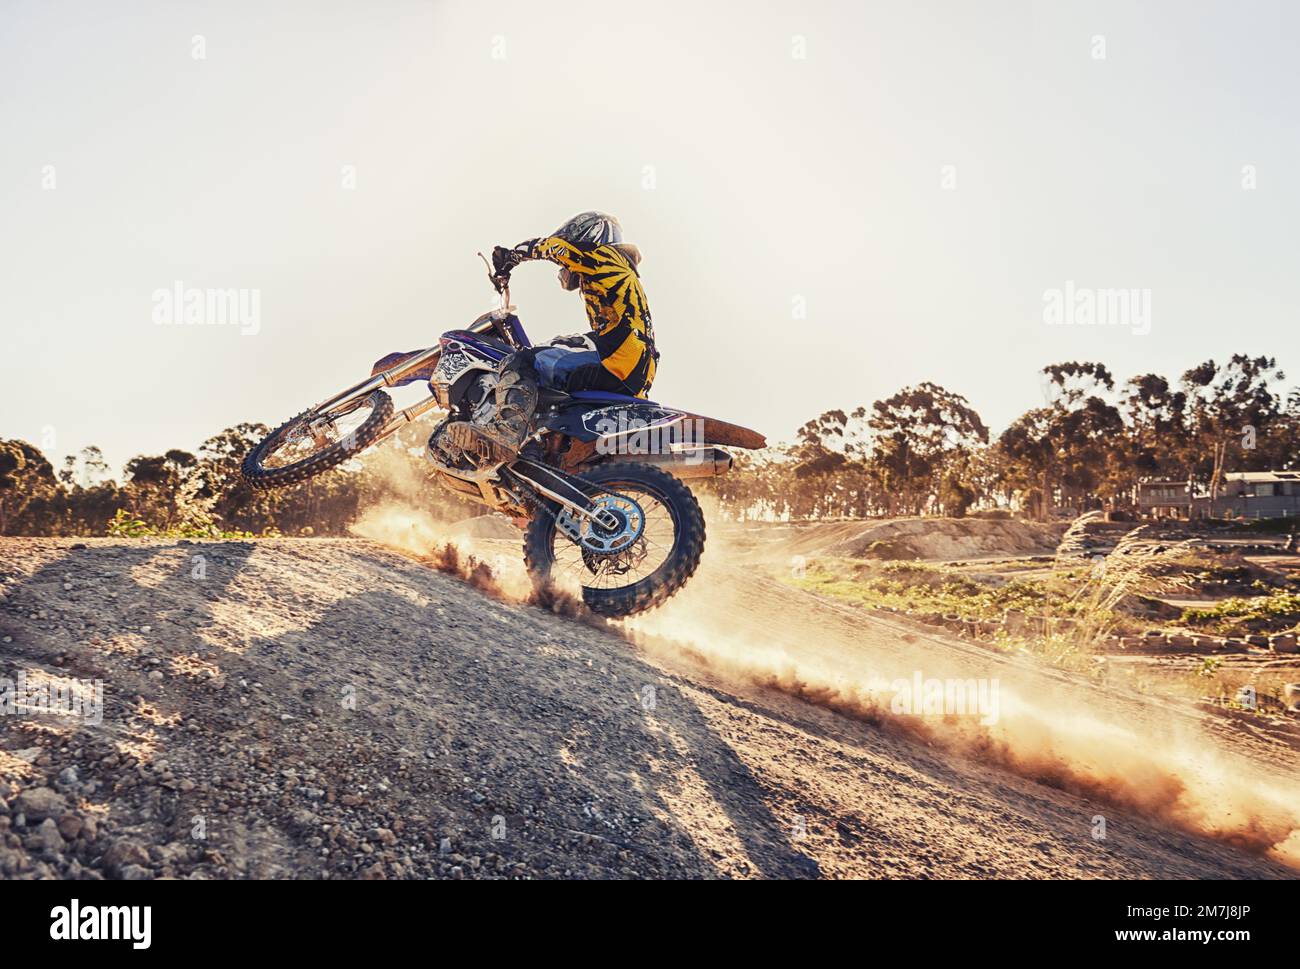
<box><xmin>242</xmin><ymin>390</ymin><xmax>394</xmax><ymax>490</ymax></box>
<box><xmin>523</xmin><ymin>462</ymin><xmax>706</xmax><ymax>617</ymax></box>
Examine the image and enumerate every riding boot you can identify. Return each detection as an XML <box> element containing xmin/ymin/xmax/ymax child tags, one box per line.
<box><xmin>445</xmin><ymin>353</ymin><xmax>539</xmax><ymax>464</ymax></box>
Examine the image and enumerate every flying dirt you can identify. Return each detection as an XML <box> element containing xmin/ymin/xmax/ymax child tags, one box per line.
<box><xmin>0</xmin><ymin>505</ymin><xmax>1297</xmax><ymax>879</ymax></box>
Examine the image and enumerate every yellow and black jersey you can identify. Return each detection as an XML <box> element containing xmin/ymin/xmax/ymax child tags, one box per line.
<box><xmin>518</xmin><ymin>236</ymin><xmax>657</xmax><ymax>398</ymax></box>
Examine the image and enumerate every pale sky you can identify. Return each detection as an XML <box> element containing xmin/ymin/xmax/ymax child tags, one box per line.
<box><xmin>2</xmin><ymin>0</ymin><xmax>1297</xmax><ymax>475</ymax></box>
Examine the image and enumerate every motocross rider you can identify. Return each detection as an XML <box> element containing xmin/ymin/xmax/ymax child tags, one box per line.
<box><xmin>444</xmin><ymin>211</ymin><xmax>657</xmax><ymax>463</ymax></box>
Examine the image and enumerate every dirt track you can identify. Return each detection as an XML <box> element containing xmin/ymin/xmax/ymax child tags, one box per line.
<box><xmin>0</xmin><ymin>536</ymin><xmax>1296</xmax><ymax>879</ymax></box>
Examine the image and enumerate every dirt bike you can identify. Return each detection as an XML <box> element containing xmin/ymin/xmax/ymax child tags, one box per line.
<box><xmin>241</xmin><ymin>256</ymin><xmax>765</xmax><ymax>617</ymax></box>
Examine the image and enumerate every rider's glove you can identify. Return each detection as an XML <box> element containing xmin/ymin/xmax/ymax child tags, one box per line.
<box><xmin>491</xmin><ymin>245</ymin><xmax>516</xmax><ymax>275</ymax></box>
<box><xmin>492</xmin><ymin>241</ymin><xmax>536</xmax><ymax>275</ymax></box>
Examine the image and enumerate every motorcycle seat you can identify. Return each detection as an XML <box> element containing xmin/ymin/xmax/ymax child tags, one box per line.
<box><xmin>569</xmin><ymin>390</ymin><xmax>659</xmax><ymax>406</ymax></box>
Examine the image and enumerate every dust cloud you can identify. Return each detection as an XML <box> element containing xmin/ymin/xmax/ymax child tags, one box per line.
<box><xmin>348</xmin><ymin>463</ymin><xmax>1300</xmax><ymax>868</ymax></box>
<box><xmin>624</xmin><ymin>533</ymin><xmax>1300</xmax><ymax>868</ymax></box>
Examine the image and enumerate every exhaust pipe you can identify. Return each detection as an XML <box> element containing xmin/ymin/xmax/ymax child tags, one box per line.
<box><xmin>603</xmin><ymin>446</ymin><xmax>734</xmax><ymax>478</ymax></box>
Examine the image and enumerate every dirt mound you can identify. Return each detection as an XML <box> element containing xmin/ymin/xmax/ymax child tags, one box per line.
<box><xmin>828</xmin><ymin>517</ymin><xmax>1067</xmax><ymax>561</ymax></box>
<box><xmin>0</xmin><ymin>538</ymin><xmax>1293</xmax><ymax>880</ymax></box>
<box><xmin>726</xmin><ymin>517</ymin><xmax>1066</xmax><ymax>563</ymax></box>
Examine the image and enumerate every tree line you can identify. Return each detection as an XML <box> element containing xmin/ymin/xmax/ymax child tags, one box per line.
<box><xmin>1</xmin><ymin>353</ymin><xmax>1296</xmax><ymax>536</ymax></box>
<box><xmin>708</xmin><ymin>353</ymin><xmax>1298</xmax><ymax>521</ymax></box>
<box><xmin>0</xmin><ymin>423</ymin><xmax>468</xmax><ymax>538</ymax></box>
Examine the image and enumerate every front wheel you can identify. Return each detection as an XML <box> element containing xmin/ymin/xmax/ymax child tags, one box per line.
<box><xmin>523</xmin><ymin>462</ymin><xmax>706</xmax><ymax>617</ymax></box>
<box><xmin>242</xmin><ymin>389</ymin><xmax>394</xmax><ymax>490</ymax></box>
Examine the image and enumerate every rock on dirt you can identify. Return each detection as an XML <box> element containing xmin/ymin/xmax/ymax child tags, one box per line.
<box><xmin>13</xmin><ymin>787</ymin><xmax>66</xmax><ymax>821</ymax></box>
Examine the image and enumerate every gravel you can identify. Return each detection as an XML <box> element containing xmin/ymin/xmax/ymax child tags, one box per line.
<box><xmin>0</xmin><ymin>536</ymin><xmax>1295</xmax><ymax>880</ymax></box>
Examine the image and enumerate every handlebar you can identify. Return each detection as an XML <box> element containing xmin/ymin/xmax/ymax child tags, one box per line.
<box><xmin>477</xmin><ymin>251</ymin><xmax>511</xmax><ymax>308</ymax></box>
<box><xmin>472</xmin><ymin>252</ymin><xmax>521</xmax><ymax>346</ymax></box>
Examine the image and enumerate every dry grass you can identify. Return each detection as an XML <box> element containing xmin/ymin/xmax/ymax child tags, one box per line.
<box><xmin>1057</xmin><ymin>520</ymin><xmax>1192</xmax><ymax>648</ymax></box>
<box><xmin>785</xmin><ymin>515</ymin><xmax>1299</xmax><ymax>719</ymax></box>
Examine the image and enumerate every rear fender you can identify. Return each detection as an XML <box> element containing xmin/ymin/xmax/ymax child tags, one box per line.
<box><xmin>538</xmin><ymin>401</ymin><xmax>684</xmax><ymax>444</ymax></box>
<box><xmin>540</xmin><ymin>402</ymin><xmax>765</xmax><ymax>449</ymax></box>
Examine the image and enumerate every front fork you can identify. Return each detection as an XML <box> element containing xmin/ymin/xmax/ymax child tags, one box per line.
<box><xmin>311</xmin><ymin>345</ymin><xmax>445</xmax><ymax>445</ymax></box>
<box><xmin>325</xmin><ymin>308</ymin><xmax>520</xmax><ymax>443</ymax></box>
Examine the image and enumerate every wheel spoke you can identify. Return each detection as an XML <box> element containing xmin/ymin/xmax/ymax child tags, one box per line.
<box><xmin>262</xmin><ymin>400</ymin><xmax>376</xmax><ymax>469</ymax></box>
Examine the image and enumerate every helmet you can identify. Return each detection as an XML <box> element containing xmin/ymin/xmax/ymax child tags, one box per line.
<box><xmin>553</xmin><ymin>211</ymin><xmax>623</xmax><ymax>250</ymax></box>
